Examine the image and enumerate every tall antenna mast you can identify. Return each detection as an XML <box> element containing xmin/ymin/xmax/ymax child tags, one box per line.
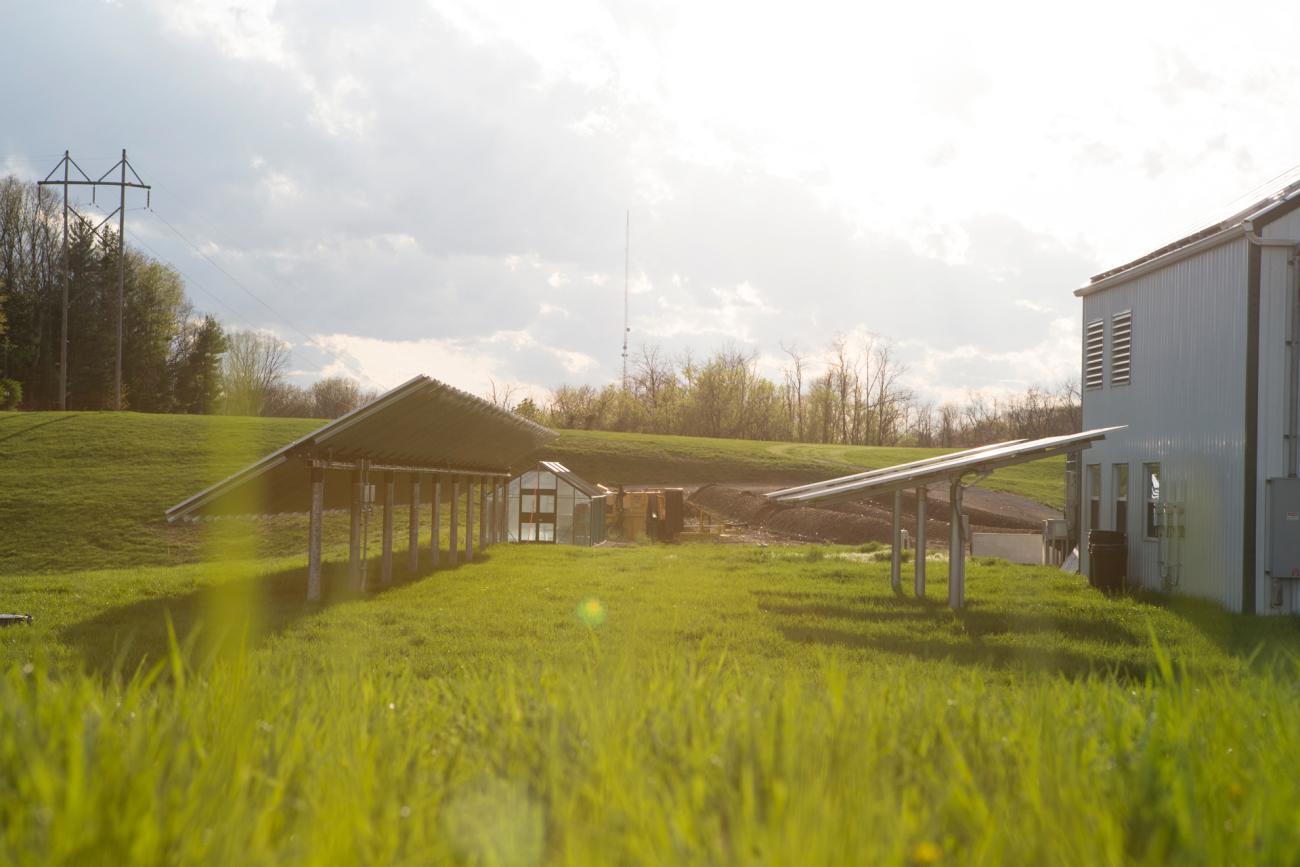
<box><xmin>622</xmin><ymin>209</ymin><xmax>630</xmax><ymax>390</ymax></box>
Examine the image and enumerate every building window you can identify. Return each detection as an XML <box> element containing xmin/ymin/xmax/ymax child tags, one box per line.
<box><xmin>1113</xmin><ymin>464</ymin><xmax>1128</xmax><ymax>534</ymax></box>
<box><xmin>1087</xmin><ymin>463</ymin><xmax>1101</xmax><ymax>531</ymax></box>
<box><xmin>1111</xmin><ymin>310</ymin><xmax>1132</xmax><ymax>386</ymax></box>
<box><xmin>1085</xmin><ymin>319</ymin><xmax>1105</xmax><ymax>390</ymax></box>
<box><xmin>1144</xmin><ymin>463</ymin><xmax>1161</xmax><ymax>540</ymax></box>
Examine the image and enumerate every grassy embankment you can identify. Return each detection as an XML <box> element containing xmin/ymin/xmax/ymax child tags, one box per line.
<box><xmin>0</xmin><ymin>412</ymin><xmax>1062</xmax><ymax>575</ymax></box>
<box><xmin>7</xmin><ymin>411</ymin><xmax>1285</xmax><ymax>864</ymax></box>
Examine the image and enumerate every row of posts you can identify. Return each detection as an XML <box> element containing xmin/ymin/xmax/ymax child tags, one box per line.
<box><xmin>887</xmin><ymin>480</ymin><xmax>966</xmax><ymax>609</ymax></box>
<box><xmin>307</xmin><ymin>466</ymin><xmax>508</xmax><ymax>601</ymax></box>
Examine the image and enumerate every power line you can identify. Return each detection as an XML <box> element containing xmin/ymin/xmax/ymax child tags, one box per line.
<box><xmin>134</xmin><ymin>206</ymin><xmax>384</xmax><ymax>390</ymax></box>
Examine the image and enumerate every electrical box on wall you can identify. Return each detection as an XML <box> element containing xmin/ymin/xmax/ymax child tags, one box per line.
<box><xmin>1268</xmin><ymin>478</ymin><xmax>1300</xmax><ymax>578</ymax></box>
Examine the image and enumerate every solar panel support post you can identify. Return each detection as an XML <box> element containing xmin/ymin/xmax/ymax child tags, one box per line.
<box><xmin>307</xmin><ymin>466</ymin><xmax>324</xmax><ymax>601</ymax></box>
<box><xmin>948</xmin><ymin>479</ymin><xmax>965</xmax><ymax>609</ymax></box>
<box><xmin>484</xmin><ymin>479</ymin><xmax>494</xmax><ymax>548</ymax></box>
<box><xmin>431</xmin><ymin>476</ymin><xmax>441</xmax><ymax>568</ymax></box>
<box><xmin>450</xmin><ymin>477</ymin><xmax>460</xmax><ymax>562</ymax></box>
<box><xmin>479</xmin><ymin>476</ymin><xmax>489</xmax><ymax>550</ymax></box>
<box><xmin>493</xmin><ymin>480</ymin><xmax>504</xmax><ymax>543</ymax></box>
<box><xmin>466</xmin><ymin>478</ymin><xmax>476</xmax><ymax>561</ymax></box>
<box><xmin>891</xmin><ymin>491</ymin><xmax>903</xmax><ymax>592</ymax></box>
<box><xmin>381</xmin><ymin>471</ymin><xmax>395</xmax><ymax>586</ymax></box>
<box><xmin>349</xmin><ymin>468</ymin><xmax>364</xmax><ymax>591</ymax></box>
<box><xmin>408</xmin><ymin>474</ymin><xmax>421</xmax><ymax>574</ymax></box>
<box><xmin>915</xmin><ymin>486</ymin><xmax>927</xmax><ymax>597</ymax></box>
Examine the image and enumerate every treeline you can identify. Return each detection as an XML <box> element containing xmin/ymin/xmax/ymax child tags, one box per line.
<box><xmin>518</xmin><ymin>338</ymin><xmax>1080</xmax><ymax>448</ymax></box>
<box><xmin>0</xmin><ymin>176</ymin><xmax>370</xmax><ymax>419</ymax></box>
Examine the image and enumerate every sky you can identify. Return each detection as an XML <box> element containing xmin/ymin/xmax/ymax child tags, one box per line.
<box><xmin>3</xmin><ymin>0</ymin><xmax>1300</xmax><ymax>406</ymax></box>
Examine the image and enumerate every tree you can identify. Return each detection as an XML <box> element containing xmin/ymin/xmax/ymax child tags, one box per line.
<box><xmin>514</xmin><ymin>396</ymin><xmax>543</xmax><ymax>422</ymax></box>
<box><xmin>172</xmin><ymin>314</ymin><xmax>226</xmax><ymax>414</ymax></box>
<box><xmin>311</xmin><ymin>375</ymin><xmax>362</xmax><ymax>418</ymax></box>
<box><xmin>222</xmin><ymin>330</ymin><xmax>290</xmax><ymax>416</ymax></box>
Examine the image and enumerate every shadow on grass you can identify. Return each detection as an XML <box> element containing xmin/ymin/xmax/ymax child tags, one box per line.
<box><xmin>753</xmin><ymin>588</ymin><xmax>1156</xmax><ymax>679</ymax></box>
<box><xmin>61</xmin><ymin>550</ymin><xmax>490</xmax><ymax>677</ymax></box>
<box><xmin>0</xmin><ymin>413</ymin><xmax>74</xmax><ymax>445</ymax></box>
<box><xmin>1135</xmin><ymin>589</ymin><xmax>1300</xmax><ymax>664</ymax></box>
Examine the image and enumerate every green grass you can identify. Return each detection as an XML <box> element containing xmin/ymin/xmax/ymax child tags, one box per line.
<box><xmin>0</xmin><ymin>412</ymin><xmax>1063</xmax><ymax>575</ymax></box>
<box><xmin>11</xmin><ymin>409</ymin><xmax>1237</xmax><ymax>865</ymax></box>
<box><xmin>3</xmin><ymin>543</ymin><xmax>1300</xmax><ymax>865</ymax></box>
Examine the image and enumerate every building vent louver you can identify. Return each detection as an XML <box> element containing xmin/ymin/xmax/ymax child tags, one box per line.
<box><xmin>1084</xmin><ymin>318</ymin><xmax>1105</xmax><ymax>390</ymax></box>
<box><xmin>1111</xmin><ymin>310</ymin><xmax>1132</xmax><ymax>386</ymax></box>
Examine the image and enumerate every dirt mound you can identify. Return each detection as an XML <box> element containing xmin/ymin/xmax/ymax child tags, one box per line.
<box><xmin>764</xmin><ymin>507</ymin><xmax>894</xmax><ymax>545</ymax></box>
<box><xmin>690</xmin><ymin>484</ymin><xmax>782</xmax><ymax>525</ymax></box>
<box><xmin>690</xmin><ymin>485</ymin><xmax>894</xmax><ymax>545</ymax></box>
<box><xmin>688</xmin><ymin>484</ymin><xmax>1040</xmax><ymax>546</ymax></box>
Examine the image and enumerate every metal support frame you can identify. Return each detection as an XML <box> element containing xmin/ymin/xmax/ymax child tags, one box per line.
<box><xmin>914</xmin><ymin>486</ymin><xmax>927</xmax><ymax>597</ymax></box>
<box><xmin>407</xmin><ymin>474</ymin><xmax>421</xmax><ymax>574</ymax></box>
<box><xmin>497</xmin><ymin>481</ymin><xmax>507</xmax><ymax>543</ymax></box>
<box><xmin>466</xmin><ymin>478</ymin><xmax>475</xmax><ymax>560</ymax></box>
<box><xmin>948</xmin><ymin>478</ymin><xmax>965</xmax><ymax>609</ymax></box>
<box><xmin>381</xmin><ymin>471</ymin><xmax>395</xmax><ymax>585</ymax></box>
<box><xmin>450</xmin><ymin>477</ymin><xmax>460</xmax><ymax>562</ymax></box>
<box><xmin>480</xmin><ymin>476</ymin><xmax>490</xmax><ymax>549</ymax></box>
<box><xmin>308</xmin><ymin>466</ymin><xmax>324</xmax><ymax>601</ymax></box>
<box><xmin>431</xmin><ymin>476</ymin><xmax>441</xmax><ymax>567</ymax></box>
<box><xmin>310</xmin><ymin>458</ymin><xmax>508</xmax><ymax>479</ymax></box>
<box><xmin>891</xmin><ymin>490</ymin><xmax>902</xmax><ymax>592</ymax></box>
<box><xmin>349</xmin><ymin>469</ymin><xmax>363</xmax><ymax>590</ymax></box>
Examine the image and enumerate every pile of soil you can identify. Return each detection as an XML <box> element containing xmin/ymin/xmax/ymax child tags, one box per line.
<box><xmin>688</xmin><ymin>484</ymin><xmax>1050</xmax><ymax>546</ymax></box>
<box><xmin>689</xmin><ymin>484</ymin><xmax>782</xmax><ymax>525</ymax></box>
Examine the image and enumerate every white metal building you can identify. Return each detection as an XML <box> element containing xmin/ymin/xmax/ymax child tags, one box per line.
<box><xmin>1077</xmin><ymin>182</ymin><xmax>1300</xmax><ymax>614</ymax></box>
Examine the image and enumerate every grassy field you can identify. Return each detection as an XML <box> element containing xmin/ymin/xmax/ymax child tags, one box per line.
<box><xmin>3</xmin><ymin>541</ymin><xmax>1300</xmax><ymax>864</ymax></box>
<box><xmin>14</xmin><ymin>410</ymin><xmax>1271</xmax><ymax>865</ymax></box>
<box><xmin>0</xmin><ymin>411</ymin><xmax>1062</xmax><ymax>575</ymax></box>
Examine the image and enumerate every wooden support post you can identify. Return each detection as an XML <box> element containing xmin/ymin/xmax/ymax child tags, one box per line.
<box><xmin>307</xmin><ymin>465</ymin><xmax>324</xmax><ymax>601</ymax></box>
<box><xmin>407</xmin><ymin>473</ymin><xmax>421</xmax><ymax>574</ymax></box>
<box><xmin>466</xmin><ymin>478</ymin><xmax>475</xmax><ymax>561</ymax></box>
<box><xmin>915</xmin><ymin>486</ymin><xmax>927</xmax><ymax>598</ymax></box>
<box><xmin>349</xmin><ymin>468</ymin><xmax>363</xmax><ymax>591</ymax></box>
<box><xmin>479</xmin><ymin>476</ymin><xmax>489</xmax><ymax>549</ymax></box>
<box><xmin>431</xmin><ymin>476</ymin><xmax>441</xmax><ymax>568</ymax></box>
<box><xmin>450</xmin><ymin>477</ymin><xmax>460</xmax><ymax>563</ymax></box>
<box><xmin>381</xmin><ymin>470</ymin><xmax>395</xmax><ymax>585</ymax></box>
<box><xmin>891</xmin><ymin>490</ymin><xmax>903</xmax><ymax>592</ymax></box>
<box><xmin>949</xmin><ymin>479</ymin><xmax>965</xmax><ymax>609</ymax></box>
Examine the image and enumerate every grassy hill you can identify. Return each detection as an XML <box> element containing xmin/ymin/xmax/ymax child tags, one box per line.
<box><xmin>0</xmin><ymin>411</ymin><xmax>1063</xmax><ymax>575</ymax></box>
<box><xmin>3</xmin><ymin>409</ymin><xmax>1299</xmax><ymax>864</ymax></box>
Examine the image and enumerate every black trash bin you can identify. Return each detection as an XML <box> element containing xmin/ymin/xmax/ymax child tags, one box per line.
<box><xmin>1087</xmin><ymin>529</ymin><xmax>1127</xmax><ymax>593</ymax></box>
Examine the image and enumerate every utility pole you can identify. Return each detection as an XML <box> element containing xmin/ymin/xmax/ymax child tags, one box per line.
<box><xmin>38</xmin><ymin>150</ymin><xmax>150</xmax><ymax>411</ymax></box>
<box><xmin>59</xmin><ymin>152</ymin><xmax>69</xmax><ymax>411</ymax></box>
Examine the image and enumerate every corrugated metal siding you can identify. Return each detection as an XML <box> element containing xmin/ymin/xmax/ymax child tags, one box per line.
<box><xmin>1257</xmin><ymin>213</ymin><xmax>1300</xmax><ymax>612</ymax></box>
<box><xmin>1081</xmin><ymin>237</ymin><xmax>1248</xmax><ymax>611</ymax></box>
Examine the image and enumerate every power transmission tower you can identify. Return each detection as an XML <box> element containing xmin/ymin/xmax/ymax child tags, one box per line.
<box><xmin>37</xmin><ymin>149</ymin><xmax>150</xmax><ymax>411</ymax></box>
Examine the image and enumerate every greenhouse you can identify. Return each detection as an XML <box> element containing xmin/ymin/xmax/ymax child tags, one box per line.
<box><xmin>507</xmin><ymin>461</ymin><xmax>606</xmax><ymax>546</ymax></box>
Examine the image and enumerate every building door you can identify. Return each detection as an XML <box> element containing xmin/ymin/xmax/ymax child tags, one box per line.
<box><xmin>519</xmin><ymin>471</ymin><xmax>557</xmax><ymax>543</ymax></box>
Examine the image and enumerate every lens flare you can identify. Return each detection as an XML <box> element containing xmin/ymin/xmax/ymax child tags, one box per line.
<box><xmin>576</xmin><ymin>597</ymin><xmax>606</xmax><ymax>627</ymax></box>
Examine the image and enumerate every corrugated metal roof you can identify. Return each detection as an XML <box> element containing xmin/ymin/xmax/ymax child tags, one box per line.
<box><xmin>537</xmin><ymin>460</ymin><xmax>604</xmax><ymax>497</ymax></box>
<box><xmin>167</xmin><ymin>375</ymin><xmax>557</xmax><ymax>521</ymax></box>
<box><xmin>770</xmin><ymin>427</ymin><xmax>1122</xmax><ymax>506</ymax></box>
<box><xmin>1083</xmin><ymin>178</ymin><xmax>1300</xmax><ymax>291</ymax></box>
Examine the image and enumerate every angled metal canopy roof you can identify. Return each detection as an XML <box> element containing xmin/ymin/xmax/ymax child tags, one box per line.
<box><xmin>767</xmin><ymin>439</ymin><xmax>1025</xmax><ymax>502</ymax></box>
<box><xmin>769</xmin><ymin>425</ymin><xmax>1122</xmax><ymax>610</ymax></box>
<box><xmin>770</xmin><ymin>426</ymin><xmax>1122</xmax><ymax>507</ymax></box>
<box><xmin>167</xmin><ymin>375</ymin><xmax>557</xmax><ymax>521</ymax></box>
